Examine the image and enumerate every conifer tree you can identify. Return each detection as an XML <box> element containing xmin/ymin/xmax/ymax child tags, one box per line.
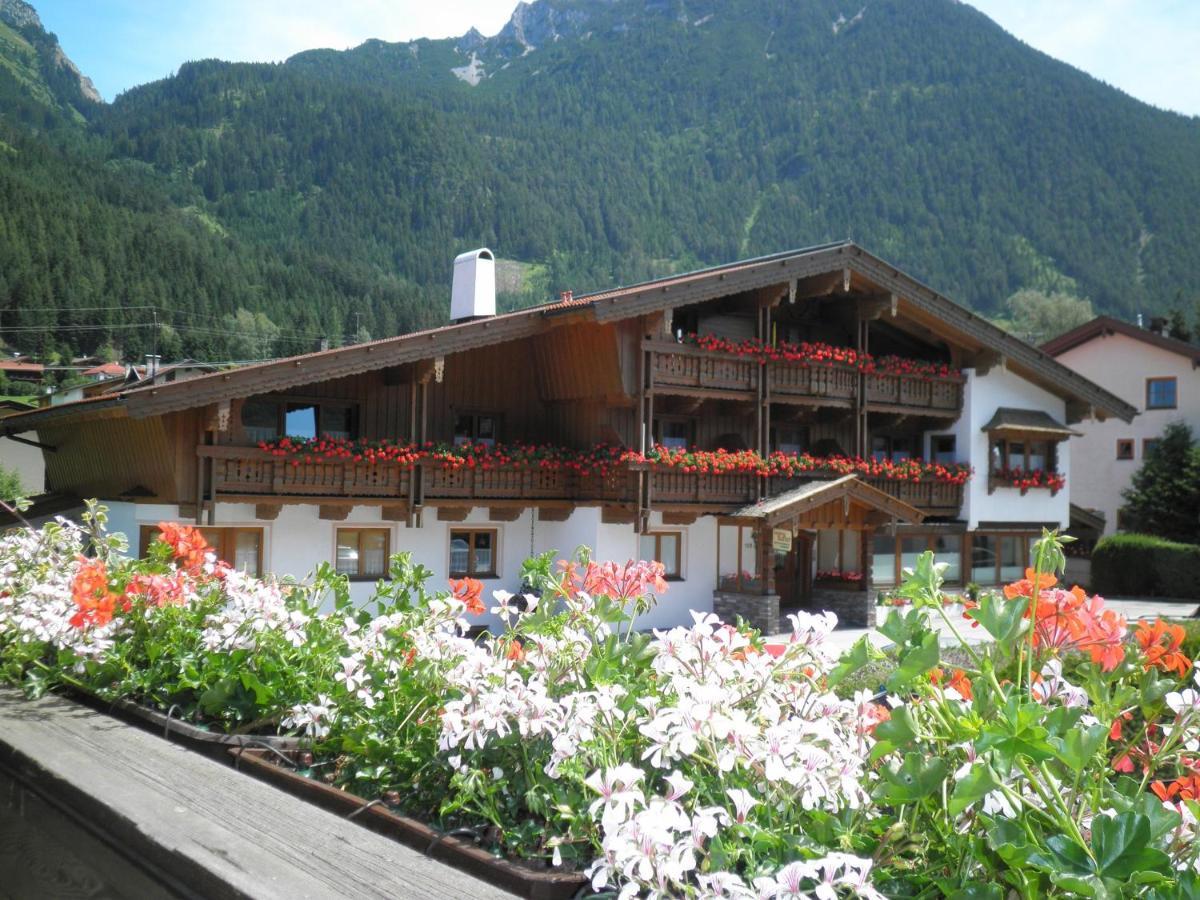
<box><xmin>1121</xmin><ymin>422</ymin><xmax>1200</xmax><ymax>544</ymax></box>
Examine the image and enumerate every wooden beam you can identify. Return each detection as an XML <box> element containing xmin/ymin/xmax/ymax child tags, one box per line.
<box><xmin>661</xmin><ymin>511</ymin><xmax>699</xmax><ymax>526</ymax></box>
<box><xmin>437</xmin><ymin>507</ymin><xmax>471</xmax><ymax>522</ymax></box>
<box><xmin>536</xmin><ymin>507</ymin><xmax>571</xmax><ymax>522</ymax></box>
<box><xmin>488</xmin><ymin>507</ymin><xmax>523</xmax><ymax>522</ymax></box>
<box><xmin>381</xmin><ymin>505</ymin><xmax>407</xmax><ymax>521</ymax></box>
<box><xmin>255</xmin><ymin>503</ymin><xmax>281</xmax><ymax>521</ymax></box>
<box><xmin>601</xmin><ymin>507</ymin><xmax>637</xmax><ymax>525</ymax></box>
<box><xmin>318</xmin><ymin>505</ymin><xmax>349</xmax><ymax>521</ymax></box>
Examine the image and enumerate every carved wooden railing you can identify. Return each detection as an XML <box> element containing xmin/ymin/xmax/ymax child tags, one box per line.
<box><xmin>646</xmin><ymin>341</ymin><xmax>759</xmax><ymax>394</ymax></box>
<box><xmin>646</xmin><ymin>340</ymin><xmax>962</xmax><ymax>414</ymax></box>
<box><xmin>768</xmin><ymin>363</ymin><xmax>857</xmax><ymax>404</ymax></box>
<box><xmin>199</xmin><ymin>446</ymin><xmax>963</xmax><ymax>514</ymax></box>
<box><xmin>863</xmin><ymin>477</ymin><xmax>964</xmax><ymax>515</ymax></box>
<box><xmin>201</xmin><ymin>446</ymin><xmax>413</xmax><ymax>498</ymax></box>
<box><xmin>864</xmin><ymin>372</ymin><xmax>963</xmax><ymax>413</ymax></box>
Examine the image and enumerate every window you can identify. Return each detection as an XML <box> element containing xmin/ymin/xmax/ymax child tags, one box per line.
<box><xmin>1116</xmin><ymin>507</ymin><xmax>1131</xmax><ymax>531</ymax></box>
<box><xmin>336</xmin><ymin>528</ymin><xmax>390</xmax><ymax>579</ymax></box>
<box><xmin>874</xmin><ymin>532</ymin><xmax>964</xmax><ymax>585</ymax></box>
<box><xmin>871</xmin><ymin>435</ymin><xmax>915</xmax><ymax>463</ymax></box>
<box><xmin>932</xmin><ymin>534</ymin><xmax>963</xmax><ymax>583</ymax></box>
<box><xmin>449</xmin><ymin>529</ymin><xmax>497</xmax><ymax>577</ymax></box>
<box><xmin>1146</xmin><ymin>377</ymin><xmax>1177</xmax><ymax>410</ymax></box>
<box><xmin>639</xmin><ymin>532</ymin><xmax>682</xmax><ymax>579</ymax></box>
<box><xmin>242</xmin><ymin>398</ymin><xmax>281</xmax><ymax>443</ymax></box>
<box><xmin>872</xmin><ymin>534</ymin><xmax>898</xmax><ymax>585</ymax></box>
<box><xmin>773</xmin><ymin>426</ymin><xmax>808</xmax><ymax>456</ymax></box>
<box><xmin>970</xmin><ymin>535</ymin><xmax>997</xmax><ymax>585</ymax></box>
<box><xmin>454</xmin><ymin>412</ymin><xmax>499</xmax><ymax>447</ymax></box>
<box><xmin>241</xmin><ymin>397</ymin><xmax>357</xmax><ymax>442</ymax></box>
<box><xmin>989</xmin><ymin>438</ymin><xmax>1056</xmax><ymax>475</ymax></box>
<box><xmin>931</xmin><ymin>435</ymin><xmax>957</xmax><ymax>464</ymax></box>
<box><xmin>1116</xmin><ymin>439</ymin><xmax>1134</xmax><ymax>461</ymax></box>
<box><xmin>139</xmin><ymin>525</ymin><xmax>264</xmax><ymax>576</ymax></box>
<box><xmin>1144</xmin><ymin>438</ymin><xmax>1162</xmax><ymax>458</ymax></box>
<box><xmin>968</xmin><ymin>532</ymin><xmax>1036</xmax><ymax>584</ymax></box>
<box><xmin>657</xmin><ymin>418</ymin><xmax>693</xmax><ymax>449</ymax></box>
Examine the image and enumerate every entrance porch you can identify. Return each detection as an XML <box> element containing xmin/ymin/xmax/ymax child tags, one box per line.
<box><xmin>711</xmin><ymin>476</ymin><xmax>925</xmax><ymax>635</ymax></box>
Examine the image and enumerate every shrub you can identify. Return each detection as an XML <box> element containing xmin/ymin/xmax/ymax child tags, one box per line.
<box><xmin>1092</xmin><ymin>532</ymin><xmax>1200</xmax><ymax>598</ymax></box>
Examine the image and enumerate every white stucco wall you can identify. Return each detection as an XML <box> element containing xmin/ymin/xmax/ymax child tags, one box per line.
<box><xmin>953</xmin><ymin>367</ymin><xmax>1071</xmax><ymax>530</ymax></box>
<box><xmin>100</xmin><ymin>501</ymin><xmax>717</xmax><ymax>631</ymax></box>
<box><xmin>1054</xmin><ymin>332</ymin><xmax>1200</xmax><ymax>535</ymax></box>
<box><xmin>0</xmin><ymin>432</ymin><xmax>46</xmax><ymax>496</ymax></box>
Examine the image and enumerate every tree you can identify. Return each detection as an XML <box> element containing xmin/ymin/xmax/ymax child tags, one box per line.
<box><xmin>1120</xmin><ymin>422</ymin><xmax>1200</xmax><ymax>544</ymax></box>
<box><xmin>1002</xmin><ymin>290</ymin><xmax>1095</xmax><ymax>344</ymax></box>
<box><xmin>222</xmin><ymin>309</ymin><xmax>281</xmax><ymax>361</ymax></box>
<box><xmin>1167</xmin><ymin>307</ymin><xmax>1193</xmax><ymax>343</ymax></box>
<box><xmin>0</xmin><ymin>463</ymin><xmax>23</xmax><ymax>502</ymax></box>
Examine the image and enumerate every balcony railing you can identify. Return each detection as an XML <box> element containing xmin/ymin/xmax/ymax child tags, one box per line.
<box><xmin>199</xmin><ymin>447</ymin><xmax>964</xmax><ymax>515</ymax></box>
<box><xmin>646</xmin><ymin>340</ymin><xmax>963</xmax><ymax>414</ymax></box>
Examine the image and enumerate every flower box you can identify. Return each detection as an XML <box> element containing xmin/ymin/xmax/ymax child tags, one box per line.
<box><xmin>231</xmin><ymin>747</ymin><xmax>588</xmax><ymax>900</ymax></box>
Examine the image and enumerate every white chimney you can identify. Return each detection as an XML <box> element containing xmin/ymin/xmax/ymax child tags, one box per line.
<box><xmin>451</xmin><ymin>248</ymin><xmax>496</xmax><ymax>323</ymax></box>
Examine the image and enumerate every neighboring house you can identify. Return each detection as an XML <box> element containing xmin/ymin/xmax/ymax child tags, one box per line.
<box><xmin>0</xmin><ymin>243</ymin><xmax>1133</xmax><ymax>633</ymax></box>
<box><xmin>0</xmin><ymin>359</ymin><xmax>44</xmax><ymax>386</ymax></box>
<box><xmin>0</xmin><ymin>398</ymin><xmax>44</xmax><ymax>496</ymax></box>
<box><xmin>1044</xmin><ymin>316</ymin><xmax>1200</xmax><ymax>536</ymax></box>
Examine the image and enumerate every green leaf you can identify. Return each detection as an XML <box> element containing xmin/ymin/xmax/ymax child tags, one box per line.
<box><xmin>874</xmin><ymin>751</ymin><xmax>948</xmax><ymax>804</ymax></box>
<box><xmin>869</xmin><ymin>704</ymin><xmax>917</xmax><ymax>761</ymax></box>
<box><xmin>1091</xmin><ymin>812</ymin><xmax>1172</xmax><ymax>880</ymax></box>
<box><xmin>886</xmin><ymin>631</ymin><xmax>941</xmax><ymax>692</ymax></box>
<box><xmin>1051</xmin><ymin>722</ymin><xmax>1108</xmax><ymax>773</ymax></box>
<box><xmin>964</xmin><ymin>591</ymin><xmax>1029</xmax><ymax>643</ymax></box>
<box><xmin>949</xmin><ymin>762</ymin><xmax>1003</xmax><ymax>815</ymax></box>
<box><xmin>977</xmin><ymin>697</ymin><xmax>1056</xmax><ymax>773</ymax></box>
<box><xmin>946</xmin><ymin>886</ymin><xmax>1003</xmax><ymax>900</ymax></box>
<box><xmin>827</xmin><ymin>634</ymin><xmax>879</xmax><ymax>689</ymax></box>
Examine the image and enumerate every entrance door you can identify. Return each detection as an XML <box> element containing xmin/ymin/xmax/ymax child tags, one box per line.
<box><xmin>773</xmin><ymin>532</ymin><xmax>812</xmax><ymax>610</ymax></box>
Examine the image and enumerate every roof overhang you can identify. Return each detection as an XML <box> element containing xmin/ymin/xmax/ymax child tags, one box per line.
<box><xmin>726</xmin><ymin>475</ymin><xmax>926</xmax><ymax>527</ymax></box>
<box><xmin>981</xmin><ymin>407</ymin><xmax>1081</xmax><ymax>441</ymax></box>
<box><xmin>12</xmin><ymin>242</ymin><xmax>1137</xmax><ymax>425</ymax></box>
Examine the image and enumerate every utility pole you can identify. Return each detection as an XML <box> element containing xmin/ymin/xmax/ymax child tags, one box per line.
<box><xmin>152</xmin><ymin>307</ymin><xmax>159</xmax><ymax>362</ymax></box>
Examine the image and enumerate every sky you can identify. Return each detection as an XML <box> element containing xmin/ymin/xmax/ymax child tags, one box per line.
<box><xmin>32</xmin><ymin>0</ymin><xmax>1200</xmax><ymax>117</ymax></box>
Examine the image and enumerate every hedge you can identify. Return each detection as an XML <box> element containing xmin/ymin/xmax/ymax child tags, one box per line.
<box><xmin>1091</xmin><ymin>533</ymin><xmax>1200</xmax><ymax>599</ymax></box>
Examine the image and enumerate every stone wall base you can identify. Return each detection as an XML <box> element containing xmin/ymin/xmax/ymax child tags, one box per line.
<box><xmin>810</xmin><ymin>588</ymin><xmax>874</xmax><ymax>629</ymax></box>
<box><xmin>713</xmin><ymin>592</ymin><xmax>780</xmax><ymax>636</ymax></box>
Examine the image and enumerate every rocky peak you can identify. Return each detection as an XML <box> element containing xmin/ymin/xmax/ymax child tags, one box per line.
<box><xmin>0</xmin><ymin>0</ymin><xmax>41</xmax><ymax>30</ymax></box>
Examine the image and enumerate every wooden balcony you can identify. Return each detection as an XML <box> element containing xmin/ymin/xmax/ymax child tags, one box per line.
<box><xmin>864</xmin><ymin>372</ymin><xmax>963</xmax><ymax>416</ymax></box>
<box><xmin>199</xmin><ymin>447</ymin><xmax>962</xmax><ymax>516</ymax></box>
<box><xmin>646</xmin><ymin>341</ymin><xmax>759</xmax><ymax>398</ymax></box>
<box><xmin>202</xmin><ymin>446</ymin><xmax>413</xmax><ymax>498</ymax></box>
<box><xmin>646</xmin><ymin>340</ymin><xmax>962</xmax><ymax>415</ymax></box>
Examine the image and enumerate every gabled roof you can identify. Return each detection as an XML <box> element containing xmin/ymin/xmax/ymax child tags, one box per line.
<box><xmin>727</xmin><ymin>475</ymin><xmax>926</xmax><ymax>526</ymax></box>
<box><xmin>1042</xmin><ymin>315</ymin><xmax>1200</xmax><ymax>366</ymax></box>
<box><xmin>0</xmin><ymin>241</ymin><xmax>1137</xmax><ymax>432</ymax></box>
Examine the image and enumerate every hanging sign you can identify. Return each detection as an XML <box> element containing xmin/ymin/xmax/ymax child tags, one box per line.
<box><xmin>772</xmin><ymin>528</ymin><xmax>793</xmax><ymax>552</ymax></box>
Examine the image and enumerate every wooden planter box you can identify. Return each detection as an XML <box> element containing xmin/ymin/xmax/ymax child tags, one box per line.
<box><xmin>232</xmin><ymin>748</ymin><xmax>589</xmax><ymax>900</ymax></box>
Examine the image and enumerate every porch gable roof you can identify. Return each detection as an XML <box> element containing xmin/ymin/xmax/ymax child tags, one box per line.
<box><xmin>726</xmin><ymin>475</ymin><xmax>926</xmax><ymax>528</ymax></box>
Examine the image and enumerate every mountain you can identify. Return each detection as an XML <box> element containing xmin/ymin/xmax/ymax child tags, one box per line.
<box><xmin>2</xmin><ymin>0</ymin><xmax>1200</xmax><ymax>368</ymax></box>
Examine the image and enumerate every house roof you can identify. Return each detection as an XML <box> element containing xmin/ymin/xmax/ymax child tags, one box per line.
<box><xmin>0</xmin><ymin>242</ymin><xmax>1138</xmax><ymax>432</ymax></box>
<box><xmin>726</xmin><ymin>475</ymin><xmax>926</xmax><ymax>527</ymax></box>
<box><xmin>0</xmin><ymin>360</ymin><xmax>44</xmax><ymax>373</ymax></box>
<box><xmin>1042</xmin><ymin>315</ymin><xmax>1200</xmax><ymax>365</ymax></box>
<box><xmin>82</xmin><ymin>363</ymin><xmax>127</xmax><ymax>377</ymax></box>
<box><xmin>981</xmin><ymin>407</ymin><xmax>1081</xmax><ymax>440</ymax></box>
